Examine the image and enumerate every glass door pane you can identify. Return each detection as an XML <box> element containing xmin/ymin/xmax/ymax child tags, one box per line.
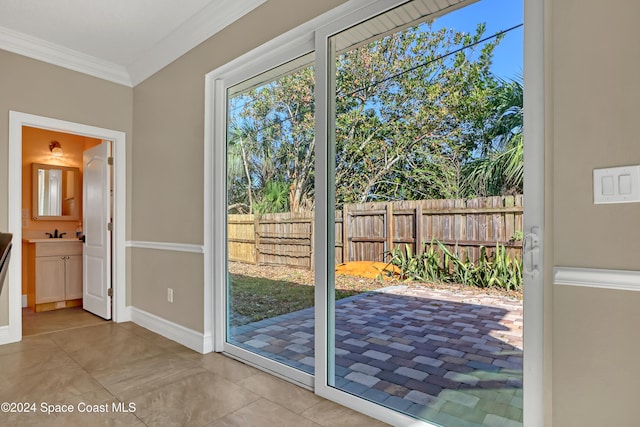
<box><xmin>225</xmin><ymin>54</ymin><xmax>317</xmax><ymax>376</ymax></box>
<box><xmin>326</xmin><ymin>1</ymin><xmax>524</xmax><ymax>425</ymax></box>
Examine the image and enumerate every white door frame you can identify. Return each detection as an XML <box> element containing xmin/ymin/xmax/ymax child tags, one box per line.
<box><xmin>521</xmin><ymin>0</ymin><xmax>546</xmax><ymax>424</ymax></box>
<box><xmin>3</xmin><ymin>111</ymin><xmax>129</xmax><ymax>345</ymax></box>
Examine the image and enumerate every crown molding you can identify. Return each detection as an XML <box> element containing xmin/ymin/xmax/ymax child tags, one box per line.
<box><xmin>128</xmin><ymin>0</ymin><xmax>267</xmax><ymax>86</ymax></box>
<box><xmin>0</xmin><ymin>0</ymin><xmax>266</xmax><ymax>87</ymax></box>
<box><xmin>0</xmin><ymin>26</ymin><xmax>132</xmax><ymax>86</ymax></box>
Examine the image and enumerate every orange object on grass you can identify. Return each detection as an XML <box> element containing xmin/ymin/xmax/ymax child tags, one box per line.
<box><xmin>335</xmin><ymin>261</ymin><xmax>401</xmax><ymax>280</ymax></box>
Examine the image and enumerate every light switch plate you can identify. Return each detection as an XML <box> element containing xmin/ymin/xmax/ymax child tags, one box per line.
<box><xmin>593</xmin><ymin>165</ymin><xmax>640</xmax><ymax>204</ymax></box>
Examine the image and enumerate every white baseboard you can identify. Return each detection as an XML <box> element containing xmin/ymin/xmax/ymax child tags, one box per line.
<box><xmin>0</xmin><ymin>325</ymin><xmax>10</xmax><ymax>345</ymax></box>
<box><xmin>130</xmin><ymin>307</ymin><xmax>212</xmax><ymax>354</ymax></box>
<box><xmin>554</xmin><ymin>267</ymin><xmax>640</xmax><ymax>292</ymax></box>
<box><xmin>114</xmin><ymin>304</ymin><xmax>132</xmax><ymax>323</ymax></box>
<box><xmin>0</xmin><ymin>325</ymin><xmax>20</xmax><ymax>346</ymax></box>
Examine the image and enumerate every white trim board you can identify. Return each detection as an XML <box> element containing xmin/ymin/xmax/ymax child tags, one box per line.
<box><xmin>126</xmin><ymin>241</ymin><xmax>204</xmax><ymax>254</ymax></box>
<box><xmin>554</xmin><ymin>267</ymin><xmax>640</xmax><ymax>292</ymax></box>
<box><xmin>0</xmin><ymin>326</ymin><xmax>9</xmax><ymax>343</ymax></box>
<box><xmin>130</xmin><ymin>307</ymin><xmax>212</xmax><ymax>354</ymax></box>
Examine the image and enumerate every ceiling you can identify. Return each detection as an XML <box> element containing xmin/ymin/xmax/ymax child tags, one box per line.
<box><xmin>0</xmin><ymin>0</ymin><xmax>266</xmax><ymax>87</ymax></box>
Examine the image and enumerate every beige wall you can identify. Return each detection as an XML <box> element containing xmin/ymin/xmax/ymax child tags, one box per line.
<box><xmin>0</xmin><ymin>50</ymin><xmax>132</xmax><ymax>325</ymax></box>
<box><xmin>130</xmin><ymin>249</ymin><xmax>204</xmax><ymax>332</ymax></box>
<box><xmin>130</xmin><ymin>0</ymin><xmax>346</xmax><ymax>332</ymax></box>
<box><xmin>553</xmin><ymin>0</ymin><xmax>640</xmax><ymax>270</ymax></box>
<box><xmin>551</xmin><ymin>0</ymin><xmax>640</xmax><ymax>426</ymax></box>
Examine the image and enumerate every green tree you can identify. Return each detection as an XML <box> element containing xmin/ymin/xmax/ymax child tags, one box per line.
<box><xmin>462</xmin><ymin>79</ymin><xmax>523</xmax><ymax>197</ymax></box>
<box><xmin>228</xmin><ymin>21</ymin><xmax>512</xmax><ymax>212</ymax></box>
<box><xmin>227</xmin><ymin>126</ymin><xmax>255</xmax><ymax>213</ymax></box>
<box><xmin>254</xmin><ymin>181</ymin><xmax>290</xmax><ymax>214</ymax></box>
<box><xmin>228</xmin><ymin>66</ymin><xmax>315</xmax><ymax>213</ymax></box>
<box><xmin>334</xmin><ymin>23</ymin><xmax>502</xmax><ymax>204</ymax></box>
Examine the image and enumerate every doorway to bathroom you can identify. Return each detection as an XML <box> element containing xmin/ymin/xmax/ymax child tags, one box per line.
<box><xmin>20</xmin><ymin>127</ymin><xmax>108</xmax><ymax>334</ymax></box>
<box><xmin>4</xmin><ymin>111</ymin><xmax>127</xmax><ymax>344</ymax></box>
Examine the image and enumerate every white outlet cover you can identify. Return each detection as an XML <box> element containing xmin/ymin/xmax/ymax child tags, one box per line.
<box><xmin>593</xmin><ymin>165</ymin><xmax>640</xmax><ymax>204</ymax></box>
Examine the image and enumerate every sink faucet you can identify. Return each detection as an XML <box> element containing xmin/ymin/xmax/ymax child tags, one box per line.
<box><xmin>45</xmin><ymin>229</ymin><xmax>67</xmax><ymax>239</ymax></box>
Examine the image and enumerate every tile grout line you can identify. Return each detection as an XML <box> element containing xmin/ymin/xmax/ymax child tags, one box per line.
<box><xmin>22</xmin><ymin>321</ymin><xmax>111</xmax><ymax>338</ymax></box>
<box><xmin>46</xmin><ymin>322</ymin><xmax>151</xmax><ymax>426</ymax></box>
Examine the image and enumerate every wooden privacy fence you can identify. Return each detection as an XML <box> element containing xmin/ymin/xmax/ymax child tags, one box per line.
<box><xmin>335</xmin><ymin>195</ymin><xmax>523</xmax><ymax>267</ymax></box>
<box><xmin>228</xmin><ymin>195</ymin><xmax>523</xmax><ymax>271</ymax></box>
<box><xmin>228</xmin><ymin>212</ymin><xmax>314</xmax><ymax>269</ymax></box>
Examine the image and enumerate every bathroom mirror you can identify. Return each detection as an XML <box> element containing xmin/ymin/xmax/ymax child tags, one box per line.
<box><xmin>32</xmin><ymin>163</ymin><xmax>80</xmax><ymax>221</ymax></box>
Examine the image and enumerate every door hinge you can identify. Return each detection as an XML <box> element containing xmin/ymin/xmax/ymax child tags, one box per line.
<box><xmin>107</xmin><ymin>288</ymin><xmax>113</xmax><ymax>297</ymax></box>
<box><xmin>107</xmin><ymin>222</ymin><xmax>113</xmax><ymax>231</ymax></box>
<box><xmin>108</xmin><ymin>156</ymin><xmax>114</xmax><ymax>166</ymax></box>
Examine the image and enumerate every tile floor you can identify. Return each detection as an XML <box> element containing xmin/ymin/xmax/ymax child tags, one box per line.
<box><xmin>1</xmin><ymin>310</ymin><xmax>390</xmax><ymax>427</ymax></box>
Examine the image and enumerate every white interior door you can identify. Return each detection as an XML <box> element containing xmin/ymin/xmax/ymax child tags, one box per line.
<box><xmin>83</xmin><ymin>140</ymin><xmax>111</xmax><ymax>319</ymax></box>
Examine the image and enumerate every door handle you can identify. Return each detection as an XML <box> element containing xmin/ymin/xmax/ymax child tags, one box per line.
<box><xmin>522</xmin><ymin>227</ymin><xmax>540</xmax><ymax>278</ymax></box>
<box><xmin>80</xmin><ymin>235</ymin><xmax>86</xmax><ymax>243</ymax></box>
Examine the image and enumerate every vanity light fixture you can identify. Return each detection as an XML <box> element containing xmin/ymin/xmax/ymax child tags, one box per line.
<box><xmin>49</xmin><ymin>141</ymin><xmax>63</xmax><ymax>157</ymax></box>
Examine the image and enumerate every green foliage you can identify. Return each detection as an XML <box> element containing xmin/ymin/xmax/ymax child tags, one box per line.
<box><xmin>254</xmin><ymin>181</ymin><xmax>290</xmax><ymax>214</ymax></box>
<box><xmin>462</xmin><ymin>134</ymin><xmax>523</xmax><ymax>197</ymax></box>
<box><xmin>388</xmin><ymin>240</ymin><xmax>522</xmax><ymax>291</ymax></box>
<box><xmin>227</xmin><ymin>19</ymin><xmax>520</xmax><ymax>211</ymax></box>
<box><xmin>461</xmin><ymin>79</ymin><xmax>523</xmax><ymax>197</ymax></box>
<box><xmin>335</xmin><ymin>22</ymin><xmax>503</xmax><ymax>204</ymax></box>
<box><xmin>510</xmin><ymin>231</ymin><xmax>524</xmax><ymax>241</ymax></box>
<box><xmin>227</xmin><ymin>65</ymin><xmax>316</xmax><ymax>213</ymax></box>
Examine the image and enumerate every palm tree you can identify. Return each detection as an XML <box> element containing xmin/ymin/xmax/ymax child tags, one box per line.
<box><xmin>462</xmin><ymin>78</ymin><xmax>523</xmax><ymax>197</ymax></box>
<box><xmin>254</xmin><ymin>180</ymin><xmax>290</xmax><ymax>214</ymax></box>
<box><xmin>227</xmin><ymin>126</ymin><xmax>255</xmax><ymax>213</ymax></box>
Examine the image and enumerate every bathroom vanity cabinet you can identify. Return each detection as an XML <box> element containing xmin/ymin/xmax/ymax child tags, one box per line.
<box><xmin>24</xmin><ymin>240</ymin><xmax>83</xmax><ymax>312</ymax></box>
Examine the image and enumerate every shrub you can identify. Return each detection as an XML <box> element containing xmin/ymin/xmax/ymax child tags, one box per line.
<box><xmin>387</xmin><ymin>240</ymin><xmax>522</xmax><ymax>291</ymax></box>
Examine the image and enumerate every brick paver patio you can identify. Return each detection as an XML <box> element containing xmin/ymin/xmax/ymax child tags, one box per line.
<box><xmin>229</xmin><ymin>285</ymin><xmax>523</xmax><ymax>427</ymax></box>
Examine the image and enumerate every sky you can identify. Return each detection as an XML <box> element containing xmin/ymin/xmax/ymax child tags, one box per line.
<box><xmin>432</xmin><ymin>0</ymin><xmax>523</xmax><ymax>80</ymax></box>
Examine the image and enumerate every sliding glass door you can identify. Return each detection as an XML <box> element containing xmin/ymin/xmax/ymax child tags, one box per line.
<box><xmin>211</xmin><ymin>0</ymin><xmax>542</xmax><ymax>424</ymax></box>
<box><xmin>319</xmin><ymin>1</ymin><xmax>526</xmax><ymax>425</ymax></box>
<box><xmin>224</xmin><ymin>54</ymin><xmax>316</xmax><ymax>385</ymax></box>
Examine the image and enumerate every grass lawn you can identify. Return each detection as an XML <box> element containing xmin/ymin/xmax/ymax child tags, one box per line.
<box><xmin>229</xmin><ymin>274</ymin><xmax>360</xmax><ymax>323</ymax></box>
